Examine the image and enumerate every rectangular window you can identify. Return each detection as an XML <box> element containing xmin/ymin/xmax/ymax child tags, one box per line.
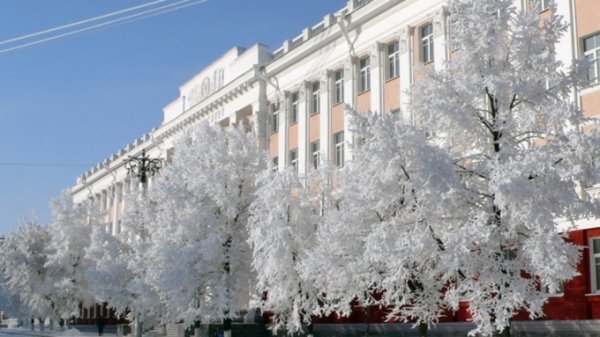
<box><xmin>311</xmin><ymin>81</ymin><xmax>320</xmax><ymax>115</ymax></box>
<box><xmin>290</xmin><ymin>92</ymin><xmax>299</xmax><ymax>124</ymax></box>
<box><xmin>592</xmin><ymin>238</ymin><xmax>600</xmax><ymax>292</ymax></box>
<box><xmin>311</xmin><ymin>140</ymin><xmax>320</xmax><ymax>169</ymax></box>
<box><xmin>334</xmin><ymin>69</ymin><xmax>344</xmax><ymax>104</ymax></box>
<box><xmin>542</xmin><ymin>0</ymin><xmax>550</xmax><ymax>10</ymax></box>
<box><xmin>334</xmin><ymin>131</ymin><xmax>345</xmax><ymax>167</ymax></box>
<box><xmin>270</xmin><ymin>103</ymin><xmax>280</xmax><ymax>133</ymax></box>
<box><xmin>421</xmin><ymin>23</ymin><xmax>434</xmax><ymax>64</ymax></box>
<box><xmin>584</xmin><ymin>33</ymin><xmax>600</xmax><ymax>86</ymax></box>
<box><xmin>272</xmin><ymin>157</ymin><xmax>278</xmax><ymax>171</ymax></box>
<box><xmin>289</xmin><ymin>149</ymin><xmax>298</xmax><ymax>172</ymax></box>
<box><xmin>387</xmin><ymin>41</ymin><xmax>400</xmax><ymax>79</ymax></box>
<box><xmin>530</xmin><ymin>0</ymin><xmax>550</xmax><ymax>11</ymax></box>
<box><xmin>359</xmin><ymin>56</ymin><xmax>371</xmax><ymax>92</ymax></box>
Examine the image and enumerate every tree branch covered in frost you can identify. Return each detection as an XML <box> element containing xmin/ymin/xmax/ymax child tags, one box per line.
<box><xmin>411</xmin><ymin>0</ymin><xmax>600</xmax><ymax>335</ymax></box>
<box><xmin>1</xmin><ymin>219</ymin><xmax>55</xmax><ymax>319</ymax></box>
<box><xmin>45</xmin><ymin>192</ymin><xmax>97</xmax><ymax>319</ymax></box>
<box><xmin>248</xmin><ymin>168</ymin><xmax>321</xmax><ymax>335</ymax></box>
<box><xmin>142</xmin><ymin>122</ymin><xmax>264</xmax><ymax>328</ymax></box>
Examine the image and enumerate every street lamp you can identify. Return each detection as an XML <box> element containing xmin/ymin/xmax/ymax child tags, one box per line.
<box><xmin>123</xmin><ymin>149</ymin><xmax>161</xmax><ymax>337</ymax></box>
<box><xmin>124</xmin><ymin>149</ymin><xmax>162</xmax><ymax>184</ymax></box>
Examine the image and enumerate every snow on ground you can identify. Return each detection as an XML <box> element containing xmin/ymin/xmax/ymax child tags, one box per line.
<box><xmin>0</xmin><ymin>326</ymin><xmax>116</xmax><ymax>337</ymax></box>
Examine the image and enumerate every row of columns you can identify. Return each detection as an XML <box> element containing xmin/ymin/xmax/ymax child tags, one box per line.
<box><xmin>257</xmin><ymin>8</ymin><xmax>449</xmax><ymax>175</ymax></box>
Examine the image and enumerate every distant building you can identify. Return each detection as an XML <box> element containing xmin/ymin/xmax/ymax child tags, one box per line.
<box><xmin>70</xmin><ymin>0</ymin><xmax>600</xmax><ymax>331</ymax></box>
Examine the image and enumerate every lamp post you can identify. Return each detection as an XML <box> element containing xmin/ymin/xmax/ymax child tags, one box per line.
<box><xmin>123</xmin><ymin>149</ymin><xmax>161</xmax><ymax>337</ymax></box>
<box><xmin>124</xmin><ymin>149</ymin><xmax>162</xmax><ymax>184</ymax></box>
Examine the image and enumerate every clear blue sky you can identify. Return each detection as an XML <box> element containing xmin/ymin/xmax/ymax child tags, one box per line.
<box><xmin>0</xmin><ymin>0</ymin><xmax>346</xmax><ymax>236</ymax></box>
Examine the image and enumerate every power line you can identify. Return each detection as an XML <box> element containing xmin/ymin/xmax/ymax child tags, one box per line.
<box><xmin>0</xmin><ymin>0</ymin><xmax>167</xmax><ymax>46</ymax></box>
<box><xmin>0</xmin><ymin>0</ymin><xmax>208</xmax><ymax>55</ymax></box>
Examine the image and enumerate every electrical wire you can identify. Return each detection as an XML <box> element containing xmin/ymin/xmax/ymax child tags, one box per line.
<box><xmin>0</xmin><ymin>0</ymin><xmax>167</xmax><ymax>46</ymax></box>
<box><xmin>0</xmin><ymin>0</ymin><xmax>208</xmax><ymax>55</ymax></box>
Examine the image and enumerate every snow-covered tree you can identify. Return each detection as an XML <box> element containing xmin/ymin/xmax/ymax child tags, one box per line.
<box><xmin>143</xmin><ymin>122</ymin><xmax>264</xmax><ymax>337</ymax></box>
<box><xmin>305</xmin><ymin>112</ymin><xmax>458</xmax><ymax>337</ymax></box>
<box><xmin>1</xmin><ymin>220</ymin><xmax>55</xmax><ymax>321</ymax></box>
<box><xmin>85</xmin><ymin>226</ymin><xmax>135</xmax><ymax>317</ymax></box>
<box><xmin>115</xmin><ymin>186</ymin><xmax>165</xmax><ymax>332</ymax></box>
<box><xmin>248</xmin><ymin>168</ymin><xmax>320</xmax><ymax>336</ymax></box>
<box><xmin>410</xmin><ymin>0</ymin><xmax>600</xmax><ymax>335</ymax></box>
<box><xmin>45</xmin><ymin>193</ymin><xmax>97</xmax><ymax>319</ymax></box>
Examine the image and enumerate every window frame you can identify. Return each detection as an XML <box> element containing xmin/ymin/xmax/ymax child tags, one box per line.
<box><xmin>334</xmin><ymin>69</ymin><xmax>345</xmax><ymax>104</ymax></box>
<box><xmin>420</xmin><ymin>23</ymin><xmax>434</xmax><ymax>64</ymax></box>
<box><xmin>530</xmin><ymin>0</ymin><xmax>550</xmax><ymax>11</ymax></box>
<box><xmin>359</xmin><ymin>56</ymin><xmax>371</xmax><ymax>93</ymax></box>
<box><xmin>311</xmin><ymin>140</ymin><xmax>320</xmax><ymax>170</ymax></box>
<box><xmin>387</xmin><ymin>41</ymin><xmax>400</xmax><ymax>80</ymax></box>
<box><xmin>270</xmin><ymin>102</ymin><xmax>280</xmax><ymax>133</ymax></box>
<box><xmin>584</xmin><ymin>33</ymin><xmax>600</xmax><ymax>86</ymax></box>
<box><xmin>290</xmin><ymin>92</ymin><xmax>299</xmax><ymax>125</ymax></box>
<box><xmin>311</xmin><ymin>81</ymin><xmax>320</xmax><ymax>115</ymax></box>
<box><xmin>289</xmin><ymin>149</ymin><xmax>298</xmax><ymax>173</ymax></box>
<box><xmin>591</xmin><ymin>237</ymin><xmax>600</xmax><ymax>293</ymax></box>
<box><xmin>333</xmin><ymin>131</ymin><xmax>345</xmax><ymax>168</ymax></box>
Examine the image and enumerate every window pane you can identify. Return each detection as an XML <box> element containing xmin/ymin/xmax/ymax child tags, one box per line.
<box><xmin>594</xmin><ymin>239</ymin><xmax>600</xmax><ymax>254</ymax></box>
<box><xmin>596</xmin><ymin>257</ymin><xmax>600</xmax><ymax>290</ymax></box>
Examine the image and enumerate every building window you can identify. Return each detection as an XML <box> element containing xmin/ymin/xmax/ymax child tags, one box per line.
<box><xmin>311</xmin><ymin>82</ymin><xmax>320</xmax><ymax>115</ymax></box>
<box><xmin>592</xmin><ymin>238</ymin><xmax>600</xmax><ymax>292</ymax></box>
<box><xmin>584</xmin><ymin>33</ymin><xmax>600</xmax><ymax>86</ymax></box>
<box><xmin>289</xmin><ymin>149</ymin><xmax>298</xmax><ymax>172</ymax></box>
<box><xmin>530</xmin><ymin>0</ymin><xmax>550</xmax><ymax>11</ymax></box>
<box><xmin>387</xmin><ymin>41</ymin><xmax>400</xmax><ymax>79</ymax></box>
<box><xmin>334</xmin><ymin>69</ymin><xmax>344</xmax><ymax>104</ymax></box>
<box><xmin>359</xmin><ymin>56</ymin><xmax>371</xmax><ymax>92</ymax></box>
<box><xmin>290</xmin><ymin>92</ymin><xmax>299</xmax><ymax>124</ymax></box>
<box><xmin>272</xmin><ymin>157</ymin><xmax>278</xmax><ymax>171</ymax></box>
<box><xmin>541</xmin><ymin>0</ymin><xmax>550</xmax><ymax>10</ymax></box>
<box><xmin>421</xmin><ymin>23</ymin><xmax>434</xmax><ymax>64</ymax></box>
<box><xmin>270</xmin><ymin>103</ymin><xmax>280</xmax><ymax>133</ymax></box>
<box><xmin>311</xmin><ymin>140</ymin><xmax>320</xmax><ymax>169</ymax></box>
<box><xmin>333</xmin><ymin>131</ymin><xmax>344</xmax><ymax>167</ymax></box>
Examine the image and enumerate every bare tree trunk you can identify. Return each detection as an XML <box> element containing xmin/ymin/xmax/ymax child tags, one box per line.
<box><xmin>418</xmin><ymin>322</ymin><xmax>428</xmax><ymax>337</ymax></box>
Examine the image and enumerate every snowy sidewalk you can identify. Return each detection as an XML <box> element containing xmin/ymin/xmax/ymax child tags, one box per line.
<box><xmin>0</xmin><ymin>326</ymin><xmax>117</xmax><ymax>337</ymax></box>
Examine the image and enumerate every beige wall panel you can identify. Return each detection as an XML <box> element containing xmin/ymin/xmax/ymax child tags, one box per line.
<box><xmin>539</xmin><ymin>8</ymin><xmax>552</xmax><ymax>21</ymax></box>
<box><xmin>269</xmin><ymin>133</ymin><xmax>279</xmax><ymax>157</ymax></box>
<box><xmin>331</xmin><ymin>103</ymin><xmax>344</xmax><ymax>134</ymax></box>
<box><xmin>288</xmin><ymin>123</ymin><xmax>299</xmax><ymax>150</ymax></box>
<box><xmin>582</xmin><ymin>91</ymin><xmax>600</xmax><ymax>118</ymax></box>
<box><xmin>384</xmin><ymin>77</ymin><xmax>400</xmax><ymax>113</ymax></box>
<box><xmin>413</xmin><ymin>63</ymin><xmax>434</xmax><ymax>84</ymax></box>
<box><xmin>576</xmin><ymin>0</ymin><xmax>600</xmax><ymax>38</ymax></box>
<box><xmin>356</xmin><ymin>91</ymin><xmax>372</xmax><ymax>113</ymax></box>
<box><xmin>309</xmin><ymin>114</ymin><xmax>320</xmax><ymax>142</ymax></box>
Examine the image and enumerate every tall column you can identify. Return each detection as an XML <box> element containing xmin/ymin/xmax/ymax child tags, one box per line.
<box><xmin>399</xmin><ymin>26</ymin><xmax>414</xmax><ymax>124</ymax></box>
<box><xmin>111</xmin><ymin>185</ymin><xmax>118</xmax><ymax>235</ymax></box>
<box><xmin>319</xmin><ymin>71</ymin><xmax>331</xmax><ymax>164</ymax></box>
<box><xmin>433</xmin><ymin>9</ymin><xmax>448</xmax><ymax>72</ymax></box>
<box><xmin>278</xmin><ymin>92</ymin><xmax>289</xmax><ymax>169</ymax></box>
<box><xmin>252</xmin><ymin>80</ymin><xmax>269</xmax><ymax>152</ymax></box>
<box><xmin>370</xmin><ymin>43</ymin><xmax>384</xmax><ymax>114</ymax></box>
<box><xmin>298</xmin><ymin>85</ymin><xmax>308</xmax><ymax>175</ymax></box>
<box><xmin>343</xmin><ymin>58</ymin><xmax>356</xmax><ymax>163</ymax></box>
